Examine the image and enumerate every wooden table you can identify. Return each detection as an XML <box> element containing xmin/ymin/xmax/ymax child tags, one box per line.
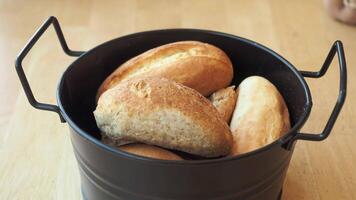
<box><xmin>1</xmin><ymin>0</ymin><xmax>355</xmax><ymax>199</ymax></box>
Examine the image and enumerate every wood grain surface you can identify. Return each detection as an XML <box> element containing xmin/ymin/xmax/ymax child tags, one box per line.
<box><xmin>0</xmin><ymin>0</ymin><xmax>355</xmax><ymax>199</ymax></box>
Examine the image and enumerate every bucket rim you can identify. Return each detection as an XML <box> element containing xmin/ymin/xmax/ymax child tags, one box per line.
<box><xmin>57</xmin><ymin>28</ymin><xmax>312</xmax><ymax>165</ymax></box>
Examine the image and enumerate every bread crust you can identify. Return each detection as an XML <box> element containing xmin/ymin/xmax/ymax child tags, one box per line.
<box><xmin>119</xmin><ymin>144</ymin><xmax>183</xmax><ymax>160</ymax></box>
<box><xmin>101</xmin><ymin>134</ymin><xmax>133</xmax><ymax>146</ymax></box>
<box><xmin>94</xmin><ymin>77</ymin><xmax>233</xmax><ymax>157</ymax></box>
<box><xmin>230</xmin><ymin>76</ymin><xmax>290</xmax><ymax>155</ymax></box>
<box><xmin>97</xmin><ymin>41</ymin><xmax>233</xmax><ymax>99</ymax></box>
<box><xmin>209</xmin><ymin>86</ymin><xmax>237</xmax><ymax>123</ymax></box>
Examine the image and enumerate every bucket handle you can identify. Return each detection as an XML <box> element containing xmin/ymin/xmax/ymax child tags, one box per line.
<box><xmin>15</xmin><ymin>16</ymin><xmax>84</xmax><ymax>122</ymax></box>
<box><xmin>287</xmin><ymin>41</ymin><xmax>347</xmax><ymax>148</ymax></box>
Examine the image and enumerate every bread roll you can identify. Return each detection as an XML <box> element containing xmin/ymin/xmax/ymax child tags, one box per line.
<box><xmin>209</xmin><ymin>86</ymin><xmax>237</xmax><ymax>123</ymax></box>
<box><xmin>97</xmin><ymin>41</ymin><xmax>233</xmax><ymax>99</ymax></box>
<box><xmin>119</xmin><ymin>144</ymin><xmax>182</xmax><ymax>160</ymax></box>
<box><xmin>94</xmin><ymin>77</ymin><xmax>232</xmax><ymax>157</ymax></box>
<box><xmin>230</xmin><ymin>76</ymin><xmax>290</xmax><ymax>155</ymax></box>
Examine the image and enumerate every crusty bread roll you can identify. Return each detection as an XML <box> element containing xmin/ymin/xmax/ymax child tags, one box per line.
<box><xmin>230</xmin><ymin>76</ymin><xmax>290</xmax><ymax>155</ymax></box>
<box><xmin>119</xmin><ymin>144</ymin><xmax>182</xmax><ymax>160</ymax></box>
<box><xmin>209</xmin><ymin>86</ymin><xmax>237</xmax><ymax>123</ymax></box>
<box><xmin>94</xmin><ymin>77</ymin><xmax>232</xmax><ymax>157</ymax></box>
<box><xmin>96</xmin><ymin>41</ymin><xmax>233</xmax><ymax>99</ymax></box>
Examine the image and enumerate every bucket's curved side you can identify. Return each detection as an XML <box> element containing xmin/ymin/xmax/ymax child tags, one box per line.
<box><xmin>70</xmin><ymin>126</ymin><xmax>294</xmax><ymax>200</ymax></box>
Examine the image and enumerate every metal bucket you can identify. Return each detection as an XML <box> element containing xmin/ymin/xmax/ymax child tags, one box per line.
<box><xmin>16</xmin><ymin>17</ymin><xmax>347</xmax><ymax>200</ymax></box>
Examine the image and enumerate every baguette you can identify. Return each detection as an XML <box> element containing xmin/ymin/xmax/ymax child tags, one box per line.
<box><xmin>119</xmin><ymin>144</ymin><xmax>182</xmax><ymax>160</ymax></box>
<box><xmin>209</xmin><ymin>86</ymin><xmax>237</xmax><ymax>123</ymax></box>
<box><xmin>94</xmin><ymin>77</ymin><xmax>233</xmax><ymax>157</ymax></box>
<box><xmin>97</xmin><ymin>41</ymin><xmax>233</xmax><ymax>99</ymax></box>
<box><xmin>230</xmin><ymin>76</ymin><xmax>290</xmax><ymax>155</ymax></box>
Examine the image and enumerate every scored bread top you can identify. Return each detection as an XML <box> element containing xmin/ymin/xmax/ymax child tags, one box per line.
<box><xmin>94</xmin><ymin>77</ymin><xmax>233</xmax><ymax>157</ymax></box>
<box><xmin>96</xmin><ymin>41</ymin><xmax>233</xmax><ymax>99</ymax></box>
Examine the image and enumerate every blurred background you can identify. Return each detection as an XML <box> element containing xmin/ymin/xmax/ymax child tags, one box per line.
<box><xmin>0</xmin><ymin>0</ymin><xmax>355</xmax><ymax>199</ymax></box>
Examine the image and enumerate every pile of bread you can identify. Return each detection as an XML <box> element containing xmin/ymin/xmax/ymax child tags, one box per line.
<box><xmin>94</xmin><ymin>41</ymin><xmax>290</xmax><ymax>160</ymax></box>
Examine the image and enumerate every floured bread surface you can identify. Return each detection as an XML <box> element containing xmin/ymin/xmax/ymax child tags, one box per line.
<box><xmin>230</xmin><ymin>76</ymin><xmax>290</xmax><ymax>155</ymax></box>
<box><xmin>119</xmin><ymin>144</ymin><xmax>182</xmax><ymax>160</ymax></box>
<box><xmin>209</xmin><ymin>86</ymin><xmax>237</xmax><ymax>123</ymax></box>
<box><xmin>94</xmin><ymin>77</ymin><xmax>233</xmax><ymax>157</ymax></box>
<box><xmin>96</xmin><ymin>41</ymin><xmax>233</xmax><ymax>99</ymax></box>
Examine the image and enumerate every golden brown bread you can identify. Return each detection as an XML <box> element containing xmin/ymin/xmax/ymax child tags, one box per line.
<box><xmin>119</xmin><ymin>144</ymin><xmax>183</xmax><ymax>160</ymax></box>
<box><xmin>94</xmin><ymin>77</ymin><xmax>233</xmax><ymax>157</ymax></box>
<box><xmin>209</xmin><ymin>86</ymin><xmax>237</xmax><ymax>123</ymax></box>
<box><xmin>96</xmin><ymin>41</ymin><xmax>233</xmax><ymax>99</ymax></box>
<box><xmin>230</xmin><ymin>76</ymin><xmax>290</xmax><ymax>155</ymax></box>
